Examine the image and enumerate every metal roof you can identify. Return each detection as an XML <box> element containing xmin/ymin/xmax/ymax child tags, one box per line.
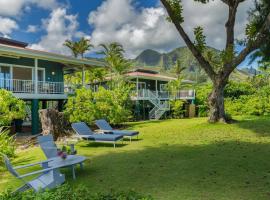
<box><xmin>0</xmin><ymin>43</ymin><xmax>105</xmax><ymax>68</ymax></box>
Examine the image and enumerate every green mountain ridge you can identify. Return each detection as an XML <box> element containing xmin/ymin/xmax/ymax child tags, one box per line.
<box><xmin>133</xmin><ymin>46</ymin><xmax>254</xmax><ymax>82</ymax></box>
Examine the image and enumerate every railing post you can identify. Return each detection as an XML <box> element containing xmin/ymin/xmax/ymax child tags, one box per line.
<box><xmin>34</xmin><ymin>58</ymin><xmax>38</xmax><ymax>94</ymax></box>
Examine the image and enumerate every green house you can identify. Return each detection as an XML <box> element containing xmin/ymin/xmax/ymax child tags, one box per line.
<box><xmin>91</xmin><ymin>68</ymin><xmax>196</xmax><ymax>120</ymax></box>
<box><xmin>0</xmin><ymin>37</ymin><xmax>104</xmax><ymax>134</ymax></box>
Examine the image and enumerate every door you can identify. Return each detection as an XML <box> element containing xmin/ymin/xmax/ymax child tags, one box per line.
<box><xmin>0</xmin><ymin>66</ymin><xmax>11</xmax><ymax>90</ymax></box>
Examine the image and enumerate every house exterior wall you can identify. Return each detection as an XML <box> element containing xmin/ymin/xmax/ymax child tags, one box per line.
<box><xmin>130</xmin><ymin>78</ymin><xmax>168</xmax><ymax>91</ymax></box>
<box><xmin>0</xmin><ymin>56</ymin><xmax>64</xmax><ymax>82</ymax></box>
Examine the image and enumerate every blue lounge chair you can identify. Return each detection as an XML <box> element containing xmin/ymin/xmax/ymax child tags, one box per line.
<box><xmin>71</xmin><ymin>122</ymin><xmax>123</xmax><ymax>148</ymax></box>
<box><xmin>37</xmin><ymin>135</ymin><xmax>58</xmax><ymax>158</ymax></box>
<box><xmin>95</xmin><ymin>119</ymin><xmax>139</xmax><ymax>142</ymax></box>
<box><xmin>2</xmin><ymin>154</ymin><xmax>65</xmax><ymax>192</ymax></box>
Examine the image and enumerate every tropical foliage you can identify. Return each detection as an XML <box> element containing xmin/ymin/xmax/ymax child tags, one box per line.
<box><xmin>99</xmin><ymin>42</ymin><xmax>131</xmax><ymax>76</ymax></box>
<box><xmin>170</xmin><ymin>100</ymin><xmax>186</xmax><ymax>118</ymax></box>
<box><xmin>0</xmin><ymin>127</ymin><xmax>15</xmax><ymax>158</ymax></box>
<box><xmin>64</xmin><ymin>37</ymin><xmax>93</xmax><ymax>58</ymax></box>
<box><xmin>0</xmin><ymin>184</ymin><xmax>153</xmax><ymax>200</ymax></box>
<box><xmin>65</xmin><ymin>82</ymin><xmax>133</xmax><ymax>125</ymax></box>
<box><xmin>0</xmin><ymin>89</ymin><xmax>26</xmax><ymax>126</ymax></box>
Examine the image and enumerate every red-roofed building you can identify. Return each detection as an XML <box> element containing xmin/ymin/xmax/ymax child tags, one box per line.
<box><xmin>90</xmin><ymin>68</ymin><xmax>196</xmax><ymax>120</ymax></box>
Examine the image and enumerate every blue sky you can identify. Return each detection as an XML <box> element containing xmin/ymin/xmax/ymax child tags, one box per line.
<box><xmin>0</xmin><ymin>0</ymin><xmax>258</xmax><ymax>68</ymax></box>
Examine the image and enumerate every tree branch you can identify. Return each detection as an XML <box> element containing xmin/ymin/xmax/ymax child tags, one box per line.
<box><xmin>225</xmin><ymin>12</ymin><xmax>270</xmax><ymax>76</ymax></box>
<box><xmin>225</xmin><ymin>2</ymin><xmax>239</xmax><ymax>50</ymax></box>
<box><xmin>161</xmin><ymin>0</ymin><xmax>217</xmax><ymax>80</ymax></box>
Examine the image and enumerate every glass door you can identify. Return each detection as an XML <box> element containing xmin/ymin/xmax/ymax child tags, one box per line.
<box><xmin>0</xmin><ymin>66</ymin><xmax>11</xmax><ymax>90</ymax></box>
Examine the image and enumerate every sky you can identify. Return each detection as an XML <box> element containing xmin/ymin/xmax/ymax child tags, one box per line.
<box><xmin>0</xmin><ymin>0</ymin><xmax>257</xmax><ymax>68</ymax></box>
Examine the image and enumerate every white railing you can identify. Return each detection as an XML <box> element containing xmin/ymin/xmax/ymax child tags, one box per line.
<box><xmin>38</xmin><ymin>81</ymin><xmax>64</xmax><ymax>94</ymax></box>
<box><xmin>0</xmin><ymin>78</ymin><xmax>64</xmax><ymax>94</ymax></box>
<box><xmin>133</xmin><ymin>89</ymin><xmax>195</xmax><ymax>100</ymax></box>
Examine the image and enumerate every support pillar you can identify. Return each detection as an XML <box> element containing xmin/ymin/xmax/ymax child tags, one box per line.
<box><xmin>31</xmin><ymin>99</ymin><xmax>39</xmax><ymax>135</ymax></box>
<box><xmin>58</xmin><ymin>100</ymin><xmax>64</xmax><ymax>112</ymax></box>
<box><xmin>155</xmin><ymin>80</ymin><xmax>158</xmax><ymax>96</ymax></box>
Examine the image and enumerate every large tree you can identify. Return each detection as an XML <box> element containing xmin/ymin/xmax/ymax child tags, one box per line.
<box><xmin>161</xmin><ymin>0</ymin><xmax>270</xmax><ymax>122</ymax></box>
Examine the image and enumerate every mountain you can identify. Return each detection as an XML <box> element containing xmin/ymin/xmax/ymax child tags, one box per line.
<box><xmin>133</xmin><ymin>47</ymin><xmax>252</xmax><ymax>82</ymax></box>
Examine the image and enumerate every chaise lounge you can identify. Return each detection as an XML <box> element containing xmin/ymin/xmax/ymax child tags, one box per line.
<box><xmin>71</xmin><ymin>122</ymin><xmax>123</xmax><ymax>148</ymax></box>
<box><xmin>95</xmin><ymin>119</ymin><xmax>139</xmax><ymax>142</ymax></box>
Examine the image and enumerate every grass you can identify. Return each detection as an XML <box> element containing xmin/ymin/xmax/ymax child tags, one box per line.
<box><xmin>1</xmin><ymin>116</ymin><xmax>270</xmax><ymax>199</ymax></box>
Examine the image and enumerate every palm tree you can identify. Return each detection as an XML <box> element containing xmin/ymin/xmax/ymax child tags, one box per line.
<box><xmin>63</xmin><ymin>40</ymin><xmax>79</xmax><ymax>58</ymax></box>
<box><xmin>64</xmin><ymin>37</ymin><xmax>94</xmax><ymax>58</ymax></box>
<box><xmin>98</xmin><ymin>42</ymin><xmax>130</xmax><ymax>82</ymax></box>
<box><xmin>174</xmin><ymin>60</ymin><xmax>186</xmax><ymax>79</ymax></box>
<box><xmin>76</xmin><ymin>37</ymin><xmax>94</xmax><ymax>58</ymax></box>
<box><xmin>63</xmin><ymin>38</ymin><xmax>94</xmax><ymax>86</ymax></box>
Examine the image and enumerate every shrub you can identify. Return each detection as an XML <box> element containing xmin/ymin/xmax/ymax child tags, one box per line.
<box><xmin>0</xmin><ymin>184</ymin><xmax>153</xmax><ymax>200</ymax></box>
<box><xmin>224</xmin><ymin>81</ymin><xmax>255</xmax><ymax>99</ymax></box>
<box><xmin>65</xmin><ymin>83</ymin><xmax>133</xmax><ymax>125</ymax></box>
<box><xmin>170</xmin><ymin>100</ymin><xmax>186</xmax><ymax>118</ymax></box>
<box><xmin>0</xmin><ymin>89</ymin><xmax>26</xmax><ymax>126</ymax></box>
<box><xmin>0</xmin><ymin>127</ymin><xmax>16</xmax><ymax>158</ymax></box>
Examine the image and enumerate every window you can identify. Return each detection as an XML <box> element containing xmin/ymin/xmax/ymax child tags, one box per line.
<box><xmin>13</xmin><ymin>67</ymin><xmax>32</xmax><ymax>80</ymax></box>
<box><xmin>38</xmin><ymin>69</ymin><xmax>45</xmax><ymax>81</ymax></box>
<box><xmin>0</xmin><ymin>66</ymin><xmax>11</xmax><ymax>89</ymax></box>
<box><xmin>138</xmin><ymin>82</ymin><xmax>146</xmax><ymax>90</ymax></box>
<box><xmin>160</xmin><ymin>84</ymin><xmax>167</xmax><ymax>91</ymax></box>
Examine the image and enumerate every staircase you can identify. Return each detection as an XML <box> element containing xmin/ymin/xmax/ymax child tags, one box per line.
<box><xmin>146</xmin><ymin>90</ymin><xmax>170</xmax><ymax>120</ymax></box>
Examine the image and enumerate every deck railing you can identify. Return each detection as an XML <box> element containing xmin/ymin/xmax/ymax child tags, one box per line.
<box><xmin>0</xmin><ymin>78</ymin><xmax>64</xmax><ymax>94</ymax></box>
<box><xmin>133</xmin><ymin>89</ymin><xmax>195</xmax><ymax>100</ymax></box>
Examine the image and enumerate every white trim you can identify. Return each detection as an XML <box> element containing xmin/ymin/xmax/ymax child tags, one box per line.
<box><xmin>13</xmin><ymin>93</ymin><xmax>67</xmax><ymax>100</ymax></box>
<box><xmin>0</xmin><ymin>44</ymin><xmax>105</xmax><ymax>67</ymax></box>
<box><xmin>0</xmin><ymin>62</ymin><xmax>46</xmax><ymax>82</ymax></box>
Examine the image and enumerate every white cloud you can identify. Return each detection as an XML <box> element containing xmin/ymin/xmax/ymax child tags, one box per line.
<box><xmin>26</xmin><ymin>25</ymin><xmax>38</xmax><ymax>33</ymax></box>
<box><xmin>88</xmin><ymin>0</ymin><xmax>254</xmax><ymax>58</ymax></box>
<box><xmin>0</xmin><ymin>17</ymin><xmax>18</xmax><ymax>37</ymax></box>
<box><xmin>0</xmin><ymin>0</ymin><xmax>58</xmax><ymax>17</ymax></box>
<box><xmin>29</xmin><ymin>8</ymin><xmax>87</xmax><ymax>55</ymax></box>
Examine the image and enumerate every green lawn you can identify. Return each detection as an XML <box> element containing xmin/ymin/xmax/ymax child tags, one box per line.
<box><xmin>1</xmin><ymin>116</ymin><xmax>270</xmax><ymax>199</ymax></box>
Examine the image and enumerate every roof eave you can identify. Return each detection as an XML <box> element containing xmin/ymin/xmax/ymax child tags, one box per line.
<box><xmin>0</xmin><ymin>44</ymin><xmax>105</xmax><ymax>68</ymax></box>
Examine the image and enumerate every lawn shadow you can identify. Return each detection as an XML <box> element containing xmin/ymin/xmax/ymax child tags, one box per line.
<box><xmin>80</xmin><ymin>140</ymin><xmax>270</xmax><ymax>200</ymax></box>
<box><xmin>236</xmin><ymin>116</ymin><xmax>270</xmax><ymax>136</ymax></box>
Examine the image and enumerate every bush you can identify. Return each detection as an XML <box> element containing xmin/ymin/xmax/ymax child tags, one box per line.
<box><xmin>225</xmin><ymin>86</ymin><xmax>270</xmax><ymax>116</ymax></box>
<box><xmin>170</xmin><ymin>100</ymin><xmax>186</xmax><ymax>118</ymax></box>
<box><xmin>0</xmin><ymin>184</ymin><xmax>153</xmax><ymax>200</ymax></box>
<box><xmin>65</xmin><ymin>83</ymin><xmax>133</xmax><ymax>125</ymax></box>
<box><xmin>0</xmin><ymin>89</ymin><xmax>26</xmax><ymax>126</ymax></box>
<box><xmin>224</xmin><ymin>81</ymin><xmax>255</xmax><ymax>99</ymax></box>
<box><xmin>0</xmin><ymin>127</ymin><xmax>16</xmax><ymax>158</ymax></box>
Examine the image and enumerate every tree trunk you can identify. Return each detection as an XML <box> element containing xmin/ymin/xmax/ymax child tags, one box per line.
<box><xmin>208</xmin><ymin>81</ymin><xmax>227</xmax><ymax>123</ymax></box>
<box><xmin>39</xmin><ymin>109</ymin><xmax>71</xmax><ymax>141</ymax></box>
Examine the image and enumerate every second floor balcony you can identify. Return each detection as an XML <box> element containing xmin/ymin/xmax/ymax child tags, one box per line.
<box><xmin>0</xmin><ymin>78</ymin><xmax>66</xmax><ymax>99</ymax></box>
<box><xmin>132</xmin><ymin>89</ymin><xmax>196</xmax><ymax>101</ymax></box>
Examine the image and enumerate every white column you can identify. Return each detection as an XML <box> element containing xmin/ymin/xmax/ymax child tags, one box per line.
<box><xmin>136</xmin><ymin>77</ymin><xmax>139</xmax><ymax>93</ymax></box>
<box><xmin>155</xmin><ymin>79</ymin><xmax>158</xmax><ymax>96</ymax></box>
<box><xmin>34</xmin><ymin>58</ymin><xmax>38</xmax><ymax>94</ymax></box>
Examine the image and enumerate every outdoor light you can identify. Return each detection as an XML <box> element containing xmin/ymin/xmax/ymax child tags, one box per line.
<box><xmin>52</xmin><ymin>71</ymin><xmax>55</xmax><ymax>75</ymax></box>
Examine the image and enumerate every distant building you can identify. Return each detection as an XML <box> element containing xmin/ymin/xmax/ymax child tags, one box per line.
<box><xmin>90</xmin><ymin>68</ymin><xmax>196</xmax><ymax>120</ymax></box>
